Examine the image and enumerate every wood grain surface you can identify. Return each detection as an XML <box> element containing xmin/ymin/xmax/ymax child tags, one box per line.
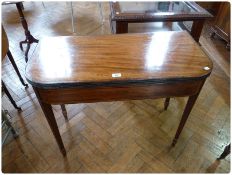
<box><xmin>25</xmin><ymin>31</ymin><xmax>212</xmax><ymax>87</ymax></box>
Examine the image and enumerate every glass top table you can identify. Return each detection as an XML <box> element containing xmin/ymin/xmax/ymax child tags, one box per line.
<box><xmin>110</xmin><ymin>1</ymin><xmax>213</xmax><ymax>42</ymax></box>
<box><xmin>118</xmin><ymin>1</ymin><xmax>196</xmax><ymax>13</ymax></box>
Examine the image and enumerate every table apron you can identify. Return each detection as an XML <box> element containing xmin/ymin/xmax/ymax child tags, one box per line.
<box><xmin>36</xmin><ymin>79</ymin><xmax>204</xmax><ymax>105</ymax></box>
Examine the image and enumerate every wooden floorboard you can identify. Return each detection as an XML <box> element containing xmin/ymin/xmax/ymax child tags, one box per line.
<box><xmin>2</xmin><ymin>2</ymin><xmax>230</xmax><ymax>173</ymax></box>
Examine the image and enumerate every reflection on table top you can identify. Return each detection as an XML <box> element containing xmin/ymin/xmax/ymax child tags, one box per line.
<box><xmin>25</xmin><ymin>31</ymin><xmax>212</xmax><ymax>88</ymax></box>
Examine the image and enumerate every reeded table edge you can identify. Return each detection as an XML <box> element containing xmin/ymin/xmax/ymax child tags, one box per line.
<box><xmin>25</xmin><ymin>72</ymin><xmax>212</xmax><ymax>89</ymax></box>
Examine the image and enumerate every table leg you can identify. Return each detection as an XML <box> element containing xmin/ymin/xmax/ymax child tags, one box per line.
<box><xmin>116</xmin><ymin>21</ymin><xmax>128</xmax><ymax>34</ymax></box>
<box><xmin>190</xmin><ymin>20</ymin><xmax>204</xmax><ymax>42</ymax></box>
<box><xmin>164</xmin><ymin>97</ymin><xmax>170</xmax><ymax>110</ymax></box>
<box><xmin>217</xmin><ymin>144</ymin><xmax>230</xmax><ymax>160</ymax></box>
<box><xmin>16</xmin><ymin>2</ymin><xmax>39</xmax><ymax>62</ymax></box>
<box><xmin>172</xmin><ymin>93</ymin><xmax>200</xmax><ymax>146</ymax></box>
<box><xmin>2</xmin><ymin>81</ymin><xmax>21</xmax><ymax>111</ymax></box>
<box><xmin>7</xmin><ymin>50</ymin><xmax>28</xmax><ymax>88</ymax></box>
<box><xmin>33</xmin><ymin>88</ymin><xmax>66</xmax><ymax>156</ymax></box>
<box><xmin>61</xmin><ymin>104</ymin><xmax>68</xmax><ymax>121</ymax></box>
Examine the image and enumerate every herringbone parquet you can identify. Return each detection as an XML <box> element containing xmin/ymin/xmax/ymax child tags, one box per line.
<box><xmin>1</xmin><ymin>1</ymin><xmax>230</xmax><ymax>173</ymax></box>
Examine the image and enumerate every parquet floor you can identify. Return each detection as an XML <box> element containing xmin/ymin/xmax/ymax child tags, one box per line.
<box><xmin>1</xmin><ymin>2</ymin><xmax>230</xmax><ymax>173</ymax></box>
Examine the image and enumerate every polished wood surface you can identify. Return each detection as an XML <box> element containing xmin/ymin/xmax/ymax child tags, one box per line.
<box><xmin>26</xmin><ymin>32</ymin><xmax>212</xmax><ymax>87</ymax></box>
<box><xmin>2</xmin><ymin>2</ymin><xmax>229</xmax><ymax>173</ymax></box>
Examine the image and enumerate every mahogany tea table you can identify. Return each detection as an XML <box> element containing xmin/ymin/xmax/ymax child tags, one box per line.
<box><xmin>25</xmin><ymin>31</ymin><xmax>213</xmax><ymax>156</ymax></box>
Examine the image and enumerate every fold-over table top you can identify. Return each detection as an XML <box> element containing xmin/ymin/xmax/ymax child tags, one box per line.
<box><xmin>25</xmin><ymin>31</ymin><xmax>212</xmax><ymax>88</ymax></box>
